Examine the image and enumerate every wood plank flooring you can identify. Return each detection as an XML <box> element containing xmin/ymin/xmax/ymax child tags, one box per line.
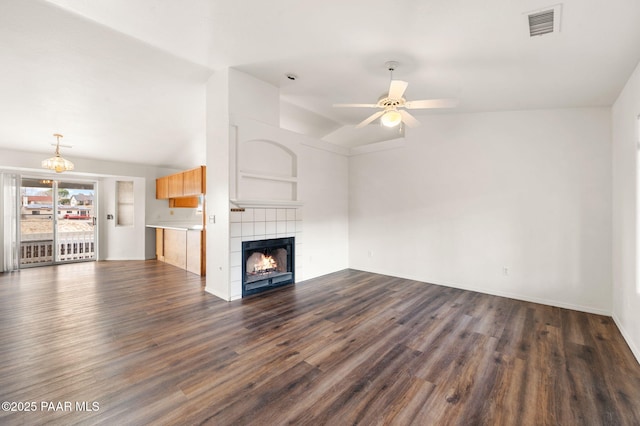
<box><xmin>1</xmin><ymin>261</ymin><xmax>639</xmax><ymax>425</ymax></box>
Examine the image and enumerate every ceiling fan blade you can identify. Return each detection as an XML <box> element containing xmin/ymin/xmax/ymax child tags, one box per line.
<box><xmin>404</xmin><ymin>98</ymin><xmax>459</xmax><ymax>109</ymax></box>
<box><xmin>333</xmin><ymin>103</ymin><xmax>378</xmax><ymax>108</ymax></box>
<box><xmin>355</xmin><ymin>110</ymin><xmax>385</xmax><ymax>128</ymax></box>
<box><xmin>399</xmin><ymin>109</ymin><xmax>421</xmax><ymax>128</ymax></box>
<box><xmin>388</xmin><ymin>80</ymin><xmax>408</xmax><ymax>99</ymax></box>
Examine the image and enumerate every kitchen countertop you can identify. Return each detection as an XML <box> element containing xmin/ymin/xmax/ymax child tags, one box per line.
<box><xmin>146</xmin><ymin>223</ymin><xmax>204</xmax><ymax>231</ymax></box>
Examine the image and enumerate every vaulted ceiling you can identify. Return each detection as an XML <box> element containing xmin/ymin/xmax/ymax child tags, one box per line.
<box><xmin>1</xmin><ymin>0</ymin><xmax>639</xmax><ymax>168</ymax></box>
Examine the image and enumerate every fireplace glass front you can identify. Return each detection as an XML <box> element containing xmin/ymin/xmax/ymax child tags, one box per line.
<box><xmin>242</xmin><ymin>237</ymin><xmax>294</xmax><ymax>297</ymax></box>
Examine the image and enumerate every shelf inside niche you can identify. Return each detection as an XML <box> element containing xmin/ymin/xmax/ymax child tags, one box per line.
<box><xmin>230</xmin><ymin>199</ymin><xmax>304</xmax><ymax>208</ymax></box>
<box><xmin>234</xmin><ymin>138</ymin><xmax>299</xmax><ymax>208</ymax></box>
<box><xmin>239</xmin><ymin>171</ymin><xmax>298</xmax><ymax>183</ymax></box>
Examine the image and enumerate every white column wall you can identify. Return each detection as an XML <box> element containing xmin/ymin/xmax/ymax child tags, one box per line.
<box><xmin>225</xmin><ymin>115</ymin><xmax>349</xmax><ymax>299</ymax></box>
<box><xmin>204</xmin><ymin>69</ymin><xmax>349</xmax><ymax>300</ymax></box>
<box><xmin>205</xmin><ymin>69</ymin><xmax>232</xmax><ymax>300</ymax></box>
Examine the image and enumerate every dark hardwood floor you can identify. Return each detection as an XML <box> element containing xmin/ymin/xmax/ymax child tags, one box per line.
<box><xmin>1</xmin><ymin>261</ymin><xmax>639</xmax><ymax>425</ymax></box>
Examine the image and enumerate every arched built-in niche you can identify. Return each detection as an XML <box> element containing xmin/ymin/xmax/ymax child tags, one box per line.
<box><xmin>234</xmin><ymin>139</ymin><xmax>298</xmax><ymax>204</ymax></box>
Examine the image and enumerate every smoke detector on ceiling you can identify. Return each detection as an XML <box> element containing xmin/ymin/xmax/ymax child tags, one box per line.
<box><xmin>525</xmin><ymin>4</ymin><xmax>562</xmax><ymax>37</ymax></box>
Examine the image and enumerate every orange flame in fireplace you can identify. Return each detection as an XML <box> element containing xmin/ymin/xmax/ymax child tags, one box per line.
<box><xmin>254</xmin><ymin>254</ymin><xmax>277</xmax><ymax>273</ymax></box>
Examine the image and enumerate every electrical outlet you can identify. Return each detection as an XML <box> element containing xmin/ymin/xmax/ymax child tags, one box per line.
<box><xmin>368</xmin><ymin>250</ymin><xmax>373</xmax><ymax>258</ymax></box>
<box><xmin>503</xmin><ymin>266</ymin><xmax>509</xmax><ymax>276</ymax></box>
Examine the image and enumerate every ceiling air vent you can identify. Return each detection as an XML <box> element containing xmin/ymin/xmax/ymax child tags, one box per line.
<box><xmin>526</xmin><ymin>4</ymin><xmax>562</xmax><ymax>37</ymax></box>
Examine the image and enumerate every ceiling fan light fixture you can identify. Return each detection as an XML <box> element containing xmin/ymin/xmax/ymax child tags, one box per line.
<box><xmin>42</xmin><ymin>133</ymin><xmax>74</xmax><ymax>173</ymax></box>
<box><xmin>380</xmin><ymin>109</ymin><xmax>402</xmax><ymax>127</ymax></box>
<box><xmin>335</xmin><ymin>61</ymin><xmax>458</xmax><ymax>130</ymax></box>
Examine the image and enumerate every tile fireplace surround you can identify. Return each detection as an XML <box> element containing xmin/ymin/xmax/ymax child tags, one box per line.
<box><xmin>229</xmin><ymin>208</ymin><xmax>303</xmax><ymax>298</ymax></box>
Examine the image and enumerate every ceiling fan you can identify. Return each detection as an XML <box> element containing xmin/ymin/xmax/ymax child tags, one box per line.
<box><xmin>333</xmin><ymin>61</ymin><xmax>458</xmax><ymax>129</ymax></box>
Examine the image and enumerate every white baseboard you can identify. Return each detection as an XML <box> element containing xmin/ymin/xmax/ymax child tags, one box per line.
<box><xmin>431</xmin><ymin>279</ymin><xmax>611</xmax><ymax>316</ymax></box>
<box><xmin>612</xmin><ymin>313</ymin><xmax>640</xmax><ymax>366</ymax></box>
<box><xmin>101</xmin><ymin>257</ymin><xmax>147</xmax><ymax>261</ymax></box>
<box><xmin>204</xmin><ymin>286</ymin><xmax>231</xmax><ymax>302</ymax></box>
<box><xmin>350</xmin><ymin>268</ymin><xmax>611</xmax><ymax>316</ymax></box>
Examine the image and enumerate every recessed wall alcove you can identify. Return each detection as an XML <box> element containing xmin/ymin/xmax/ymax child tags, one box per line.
<box><xmin>232</xmin><ymin>138</ymin><xmax>299</xmax><ymax>206</ymax></box>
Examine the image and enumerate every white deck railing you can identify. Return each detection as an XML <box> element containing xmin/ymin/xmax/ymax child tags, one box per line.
<box><xmin>20</xmin><ymin>231</ymin><xmax>95</xmax><ymax>265</ymax></box>
<box><xmin>58</xmin><ymin>231</ymin><xmax>95</xmax><ymax>261</ymax></box>
<box><xmin>20</xmin><ymin>239</ymin><xmax>54</xmax><ymax>264</ymax></box>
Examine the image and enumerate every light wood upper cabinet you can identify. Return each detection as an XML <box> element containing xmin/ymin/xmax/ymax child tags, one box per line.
<box><xmin>156</xmin><ymin>166</ymin><xmax>206</xmax><ymax>203</ymax></box>
<box><xmin>183</xmin><ymin>166</ymin><xmax>206</xmax><ymax>196</ymax></box>
<box><xmin>168</xmin><ymin>173</ymin><xmax>184</xmax><ymax>198</ymax></box>
<box><xmin>169</xmin><ymin>197</ymin><xmax>199</xmax><ymax>208</ymax></box>
<box><xmin>156</xmin><ymin>176</ymin><xmax>169</xmax><ymax>199</ymax></box>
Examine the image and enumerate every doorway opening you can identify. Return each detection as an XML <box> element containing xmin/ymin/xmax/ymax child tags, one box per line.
<box><xmin>20</xmin><ymin>177</ymin><xmax>97</xmax><ymax>267</ymax></box>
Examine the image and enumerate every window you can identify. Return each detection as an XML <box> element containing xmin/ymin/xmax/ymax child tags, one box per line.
<box><xmin>116</xmin><ymin>181</ymin><xmax>134</xmax><ymax>227</ymax></box>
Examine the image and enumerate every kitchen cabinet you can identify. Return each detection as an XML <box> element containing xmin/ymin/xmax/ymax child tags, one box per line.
<box><xmin>156</xmin><ymin>166</ymin><xmax>206</xmax><ymax>206</ymax></box>
<box><xmin>168</xmin><ymin>173</ymin><xmax>184</xmax><ymax>198</ymax></box>
<box><xmin>152</xmin><ymin>165</ymin><xmax>206</xmax><ymax>275</ymax></box>
<box><xmin>155</xmin><ymin>228</ymin><xmax>165</xmax><ymax>261</ymax></box>
<box><xmin>169</xmin><ymin>197</ymin><xmax>199</xmax><ymax>208</ymax></box>
<box><xmin>183</xmin><ymin>166</ymin><xmax>205</xmax><ymax>196</ymax></box>
<box><xmin>163</xmin><ymin>228</ymin><xmax>187</xmax><ymax>270</ymax></box>
<box><xmin>186</xmin><ymin>229</ymin><xmax>206</xmax><ymax>275</ymax></box>
<box><xmin>149</xmin><ymin>225</ymin><xmax>205</xmax><ymax>276</ymax></box>
<box><xmin>156</xmin><ymin>176</ymin><xmax>169</xmax><ymax>199</ymax></box>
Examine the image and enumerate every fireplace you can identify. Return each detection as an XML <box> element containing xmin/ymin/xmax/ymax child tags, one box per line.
<box><xmin>242</xmin><ymin>237</ymin><xmax>295</xmax><ymax>297</ymax></box>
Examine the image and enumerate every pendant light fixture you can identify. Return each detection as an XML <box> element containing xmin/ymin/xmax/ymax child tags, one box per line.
<box><xmin>42</xmin><ymin>133</ymin><xmax>74</xmax><ymax>173</ymax></box>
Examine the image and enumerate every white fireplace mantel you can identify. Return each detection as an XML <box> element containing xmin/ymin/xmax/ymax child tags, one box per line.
<box><xmin>230</xmin><ymin>199</ymin><xmax>304</xmax><ymax>209</ymax></box>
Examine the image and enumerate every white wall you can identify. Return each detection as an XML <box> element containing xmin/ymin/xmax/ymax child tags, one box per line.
<box><xmin>229</xmin><ymin>69</ymin><xmax>280</xmax><ymax>127</ymax></box>
<box><xmin>0</xmin><ymin>147</ymin><xmax>178</xmax><ymax>261</ymax></box>
<box><xmin>349</xmin><ymin>108</ymin><xmax>612</xmax><ymax>314</ymax></box>
<box><xmin>612</xmin><ymin>61</ymin><xmax>640</xmax><ymax>363</ymax></box>
<box><xmin>298</xmin><ymin>142</ymin><xmax>349</xmax><ymax>279</ymax></box>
